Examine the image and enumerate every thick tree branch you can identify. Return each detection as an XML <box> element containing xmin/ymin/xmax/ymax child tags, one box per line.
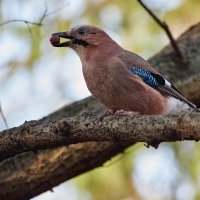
<box><xmin>0</xmin><ymin>111</ymin><xmax>200</xmax><ymax>161</ymax></box>
<box><xmin>0</xmin><ymin>141</ymin><xmax>129</xmax><ymax>200</ymax></box>
<box><xmin>0</xmin><ymin>22</ymin><xmax>200</xmax><ymax>200</ymax></box>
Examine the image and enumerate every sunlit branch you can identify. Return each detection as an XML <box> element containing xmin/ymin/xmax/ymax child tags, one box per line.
<box><xmin>0</xmin><ymin>19</ymin><xmax>43</xmax><ymax>26</ymax></box>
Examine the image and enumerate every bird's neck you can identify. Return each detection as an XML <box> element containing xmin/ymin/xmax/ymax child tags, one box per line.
<box><xmin>79</xmin><ymin>40</ymin><xmax>123</xmax><ymax>65</ymax></box>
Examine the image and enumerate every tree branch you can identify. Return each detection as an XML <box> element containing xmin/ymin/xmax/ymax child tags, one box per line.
<box><xmin>0</xmin><ymin>102</ymin><xmax>8</xmax><ymax>129</ymax></box>
<box><xmin>0</xmin><ymin>2</ymin><xmax>69</xmax><ymax>27</ymax></box>
<box><xmin>0</xmin><ymin>111</ymin><xmax>200</xmax><ymax>161</ymax></box>
<box><xmin>137</xmin><ymin>0</ymin><xmax>185</xmax><ymax>60</ymax></box>
<box><xmin>0</xmin><ymin>22</ymin><xmax>200</xmax><ymax>200</ymax></box>
<box><xmin>0</xmin><ymin>141</ymin><xmax>129</xmax><ymax>200</ymax></box>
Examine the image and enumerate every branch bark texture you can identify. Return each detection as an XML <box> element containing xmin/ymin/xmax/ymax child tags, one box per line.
<box><xmin>0</xmin><ymin>111</ymin><xmax>200</xmax><ymax>161</ymax></box>
<box><xmin>1</xmin><ymin>22</ymin><xmax>200</xmax><ymax>200</ymax></box>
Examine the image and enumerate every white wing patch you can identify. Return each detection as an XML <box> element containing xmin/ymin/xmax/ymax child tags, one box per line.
<box><xmin>159</xmin><ymin>78</ymin><xmax>196</xmax><ymax>108</ymax></box>
<box><xmin>164</xmin><ymin>79</ymin><xmax>172</xmax><ymax>87</ymax></box>
<box><xmin>166</xmin><ymin>97</ymin><xmax>191</xmax><ymax>114</ymax></box>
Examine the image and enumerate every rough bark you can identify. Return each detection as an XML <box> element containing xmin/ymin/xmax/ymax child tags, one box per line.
<box><xmin>1</xmin><ymin>111</ymin><xmax>200</xmax><ymax>161</ymax></box>
<box><xmin>0</xmin><ymin>22</ymin><xmax>200</xmax><ymax>200</ymax></box>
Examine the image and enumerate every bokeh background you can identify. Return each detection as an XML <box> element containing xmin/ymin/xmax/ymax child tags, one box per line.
<box><xmin>0</xmin><ymin>0</ymin><xmax>200</xmax><ymax>199</ymax></box>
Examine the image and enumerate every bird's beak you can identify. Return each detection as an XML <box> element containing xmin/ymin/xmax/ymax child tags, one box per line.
<box><xmin>50</xmin><ymin>32</ymin><xmax>74</xmax><ymax>47</ymax></box>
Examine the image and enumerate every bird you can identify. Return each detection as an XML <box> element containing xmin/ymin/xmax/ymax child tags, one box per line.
<box><xmin>50</xmin><ymin>25</ymin><xmax>196</xmax><ymax>115</ymax></box>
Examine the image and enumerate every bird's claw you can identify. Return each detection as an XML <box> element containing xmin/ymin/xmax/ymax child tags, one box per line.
<box><xmin>115</xmin><ymin>109</ymin><xmax>139</xmax><ymax>116</ymax></box>
<box><xmin>98</xmin><ymin>110</ymin><xmax>115</xmax><ymax>121</ymax></box>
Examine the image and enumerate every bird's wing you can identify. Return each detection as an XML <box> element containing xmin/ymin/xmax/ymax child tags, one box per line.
<box><xmin>118</xmin><ymin>50</ymin><xmax>159</xmax><ymax>73</ymax></box>
<box><xmin>129</xmin><ymin>66</ymin><xmax>196</xmax><ymax>108</ymax></box>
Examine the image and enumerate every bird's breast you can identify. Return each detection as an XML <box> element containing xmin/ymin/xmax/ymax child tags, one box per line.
<box><xmin>82</xmin><ymin>63</ymin><xmax>168</xmax><ymax>115</ymax></box>
<box><xmin>82</xmin><ymin>63</ymin><xmax>110</xmax><ymax>95</ymax></box>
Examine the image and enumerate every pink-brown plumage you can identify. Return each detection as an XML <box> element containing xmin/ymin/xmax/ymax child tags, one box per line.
<box><xmin>50</xmin><ymin>25</ymin><xmax>196</xmax><ymax>115</ymax></box>
<box><xmin>82</xmin><ymin>48</ymin><xmax>167</xmax><ymax>114</ymax></box>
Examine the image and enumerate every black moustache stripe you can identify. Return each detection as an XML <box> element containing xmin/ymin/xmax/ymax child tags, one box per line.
<box><xmin>72</xmin><ymin>39</ymin><xmax>88</xmax><ymax>47</ymax></box>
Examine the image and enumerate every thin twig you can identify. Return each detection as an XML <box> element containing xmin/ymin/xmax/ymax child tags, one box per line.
<box><xmin>0</xmin><ymin>2</ymin><xmax>69</xmax><ymax>27</ymax></box>
<box><xmin>0</xmin><ymin>19</ymin><xmax>43</xmax><ymax>26</ymax></box>
<box><xmin>37</xmin><ymin>0</ymin><xmax>48</xmax><ymax>26</ymax></box>
<box><xmin>46</xmin><ymin>3</ymin><xmax>69</xmax><ymax>16</ymax></box>
<box><xmin>137</xmin><ymin>0</ymin><xmax>185</xmax><ymax>60</ymax></box>
<box><xmin>25</xmin><ymin>22</ymin><xmax>33</xmax><ymax>39</ymax></box>
<box><xmin>0</xmin><ymin>102</ymin><xmax>8</xmax><ymax>129</ymax></box>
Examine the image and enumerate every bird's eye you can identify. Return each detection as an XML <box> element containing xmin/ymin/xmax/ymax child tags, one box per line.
<box><xmin>78</xmin><ymin>28</ymin><xmax>88</xmax><ymax>35</ymax></box>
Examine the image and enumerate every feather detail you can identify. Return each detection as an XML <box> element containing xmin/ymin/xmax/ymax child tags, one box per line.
<box><xmin>166</xmin><ymin>97</ymin><xmax>191</xmax><ymax>114</ymax></box>
<box><xmin>129</xmin><ymin>67</ymin><xmax>196</xmax><ymax>108</ymax></box>
<box><xmin>129</xmin><ymin>67</ymin><xmax>161</xmax><ymax>86</ymax></box>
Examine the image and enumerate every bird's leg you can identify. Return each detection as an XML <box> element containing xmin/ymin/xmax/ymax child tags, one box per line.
<box><xmin>115</xmin><ymin>109</ymin><xmax>139</xmax><ymax>116</ymax></box>
<box><xmin>98</xmin><ymin>109</ymin><xmax>115</xmax><ymax>121</ymax></box>
<box><xmin>98</xmin><ymin>109</ymin><xmax>139</xmax><ymax>121</ymax></box>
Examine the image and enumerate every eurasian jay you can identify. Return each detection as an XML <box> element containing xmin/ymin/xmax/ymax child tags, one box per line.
<box><xmin>50</xmin><ymin>25</ymin><xmax>196</xmax><ymax>115</ymax></box>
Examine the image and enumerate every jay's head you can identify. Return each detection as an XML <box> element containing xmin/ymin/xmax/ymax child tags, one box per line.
<box><xmin>50</xmin><ymin>25</ymin><xmax>113</xmax><ymax>55</ymax></box>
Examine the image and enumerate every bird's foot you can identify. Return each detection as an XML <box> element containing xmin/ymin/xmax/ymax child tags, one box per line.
<box><xmin>98</xmin><ymin>109</ymin><xmax>139</xmax><ymax>120</ymax></box>
<box><xmin>98</xmin><ymin>110</ymin><xmax>115</xmax><ymax>121</ymax></box>
<box><xmin>115</xmin><ymin>109</ymin><xmax>139</xmax><ymax>116</ymax></box>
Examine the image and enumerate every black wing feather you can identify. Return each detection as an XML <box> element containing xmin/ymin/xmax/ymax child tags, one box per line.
<box><xmin>129</xmin><ymin>67</ymin><xmax>196</xmax><ymax>108</ymax></box>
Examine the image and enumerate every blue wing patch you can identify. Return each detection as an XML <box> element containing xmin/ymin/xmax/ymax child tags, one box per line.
<box><xmin>129</xmin><ymin>67</ymin><xmax>159</xmax><ymax>87</ymax></box>
<box><xmin>128</xmin><ymin>66</ymin><xmax>196</xmax><ymax>108</ymax></box>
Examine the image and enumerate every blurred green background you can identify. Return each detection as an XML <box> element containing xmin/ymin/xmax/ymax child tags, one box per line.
<box><xmin>0</xmin><ymin>0</ymin><xmax>200</xmax><ymax>199</ymax></box>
